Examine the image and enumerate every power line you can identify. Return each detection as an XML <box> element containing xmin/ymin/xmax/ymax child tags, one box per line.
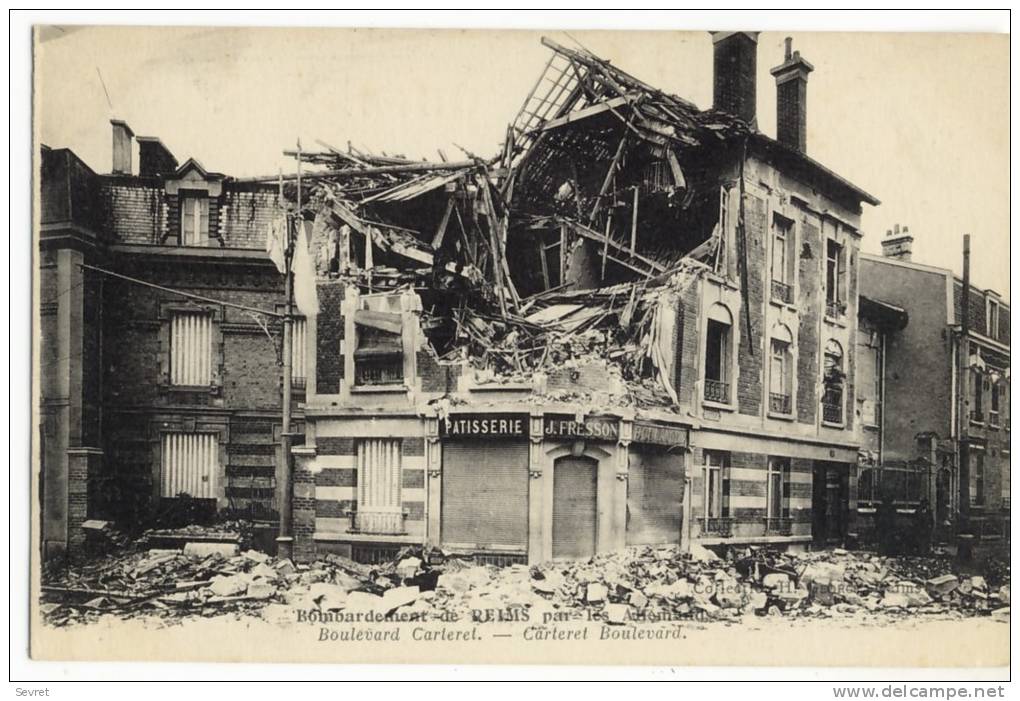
<box><xmin>95</xmin><ymin>66</ymin><xmax>114</xmax><ymax>110</ymax></box>
<box><xmin>79</xmin><ymin>263</ymin><xmax>285</xmax><ymax>318</ymax></box>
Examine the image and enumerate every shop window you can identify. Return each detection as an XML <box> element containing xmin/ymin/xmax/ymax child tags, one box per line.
<box><xmin>704</xmin><ymin>304</ymin><xmax>733</xmax><ymax>404</ymax></box>
<box><xmin>825</xmin><ymin>239</ymin><xmax>847</xmax><ymax>318</ymax></box>
<box><xmin>181</xmin><ymin>195</ymin><xmax>210</xmax><ymax>246</ymax></box>
<box><xmin>770</xmin><ymin>215</ymin><xmax>795</xmax><ymax>304</ymax></box>
<box><xmin>822</xmin><ymin>340</ymin><xmax>845</xmax><ymax>425</ymax></box>
<box><xmin>769</xmin><ymin>324</ymin><xmax>794</xmax><ymax>416</ymax></box>
<box><xmin>702</xmin><ymin>450</ymin><xmax>731</xmax><ymax>536</ymax></box>
<box><xmin>354</xmin><ymin>438</ymin><xmax>404</xmax><ymax>534</ymax></box>
<box><xmin>170</xmin><ymin>311</ymin><xmax>213</xmax><ymax>386</ymax></box>
<box><xmin>353</xmin><ymin>310</ymin><xmax>404</xmax><ymax>386</ymax></box>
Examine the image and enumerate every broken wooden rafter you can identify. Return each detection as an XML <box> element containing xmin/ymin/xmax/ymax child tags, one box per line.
<box><xmin>565</xmin><ymin>219</ymin><xmax>666</xmax><ymax>276</ymax></box>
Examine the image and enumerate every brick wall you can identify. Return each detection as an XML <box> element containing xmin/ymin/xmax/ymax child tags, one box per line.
<box><xmin>737</xmin><ymin>193</ymin><xmax>765</xmax><ymax>416</ymax></box>
<box><xmin>105</xmin><ymin>181</ymin><xmax>165</xmax><ymax>244</ymax></box>
<box><xmin>316</xmin><ymin>282</ymin><xmax>346</xmax><ymax>393</ymax></box>
<box><xmin>219</xmin><ymin>188</ymin><xmax>278</xmax><ymax>249</ymax></box>
<box><xmin>796</xmin><ymin>218</ymin><xmax>821</xmax><ymax>423</ymax></box>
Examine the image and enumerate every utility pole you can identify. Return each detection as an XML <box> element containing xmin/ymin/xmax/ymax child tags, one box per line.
<box><xmin>957</xmin><ymin>234</ymin><xmax>971</xmax><ymax>532</ymax></box>
<box><xmin>276</xmin><ymin>144</ymin><xmax>300</xmax><ymax>559</ymax></box>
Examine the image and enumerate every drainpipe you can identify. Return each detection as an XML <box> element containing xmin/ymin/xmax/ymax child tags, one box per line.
<box><xmin>957</xmin><ymin>234</ymin><xmax>971</xmax><ymax>532</ymax></box>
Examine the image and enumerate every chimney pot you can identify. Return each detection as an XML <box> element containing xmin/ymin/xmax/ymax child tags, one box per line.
<box><xmin>710</xmin><ymin>31</ymin><xmax>760</xmax><ymax>125</ymax></box>
<box><xmin>110</xmin><ymin>119</ymin><xmax>134</xmax><ymax>174</ymax></box>
<box><xmin>882</xmin><ymin>223</ymin><xmax>914</xmax><ymax>262</ymax></box>
<box><xmin>770</xmin><ymin>38</ymin><xmax>814</xmax><ymax>152</ymax></box>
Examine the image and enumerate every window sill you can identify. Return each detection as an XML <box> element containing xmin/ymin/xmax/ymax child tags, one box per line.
<box><xmin>970</xmin><ymin>419</ymin><xmax>986</xmax><ymax>427</ymax></box>
<box><xmin>468</xmin><ymin>382</ymin><xmax>533</xmax><ymax>392</ymax></box>
<box><xmin>821</xmin><ymin>420</ymin><xmax>846</xmax><ymax>429</ymax></box>
<box><xmin>767</xmin><ymin>411</ymin><xmax>795</xmax><ymax>422</ymax></box>
<box><xmin>768</xmin><ymin>298</ymin><xmax>798</xmax><ymax>313</ymax></box>
<box><xmin>702</xmin><ymin>400</ymin><xmax>735</xmax><ymax>412</ymax></box>
<box><xmin>862</xmin><ymin>423</ymin><xmax>880</xmax><ymax>431</ymax></box>
<box><xmin>824</xmin><ymin>315</ymin><xmax>847</xmax><ymax>328</ymax></box>
<box><xmin>350</xmin><ymin>384</ymin><xmax>409</xmax><ymax>394</ymax></box>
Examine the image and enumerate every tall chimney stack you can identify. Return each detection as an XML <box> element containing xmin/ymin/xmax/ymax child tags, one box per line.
<box><xmin>711</xmin><ymin>32</ymin><xmax>760</xmax><ymax>126</ymax></box>
<box><xmin>110</xmin><ymin>119</ymin><xmax>134</xmax><ymax>174</ymax></box>
<box><xmin>881</xmin><ymin>223</ymin><xmax>914</xmax><ymax>262</ymax></box>
<box><xmin>770</xmin><ymin>37</ymin><xmax>814</xmax><ymax>152</ymax></box>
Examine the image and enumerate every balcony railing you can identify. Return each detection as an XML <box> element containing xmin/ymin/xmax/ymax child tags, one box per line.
<box><xmin>771</xmin><ymin>279</ymin><xmax>793</xmax><ymax>305</ymax></box>
<box><xmin>970</xmin><ymin>410</ymin><xmax>985</xmax><ymax>425</ymax></box>
<box><xmin>704</xmin><ymin>379</ymin><xmax>730</xmax><ymax>403</ymax></box>
<box><xmin>764</xmin><ymin>517</ymin><xmax>793</xmax><ymax>536</ymax></box>
<box><xmin>702</xmin><ymin>517</ymin><xmax>734</xmax><ymax>537</ymax></box>
<box><xmin>822</xmin><ymin>401</ymin><xmax>843</xmax><ymax>424</ymax></box>
<box><xmin>825</xmin><ymin>299</ymin><xmax>846</xmax><ymax>319</ymax></box>
<box><xmin>769</xmin><ymin>392</ymin><xmax>792</xmax><ymax>415</ymax></box>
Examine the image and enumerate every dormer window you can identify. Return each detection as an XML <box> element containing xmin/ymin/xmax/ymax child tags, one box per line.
<box><xmin>181</xmin><ymin>193</ymin><xmax>210</xmax><ymax>246</ymax></box>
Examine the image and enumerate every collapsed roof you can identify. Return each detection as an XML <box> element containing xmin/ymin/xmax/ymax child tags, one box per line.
<box><xmin>274</xmin><ymin>37</ymin><xmax>855</xmax><ymax>408</ymax></box>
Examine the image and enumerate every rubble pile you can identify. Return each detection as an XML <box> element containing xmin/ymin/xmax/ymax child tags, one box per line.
<box><xmin>42</xmin><ymin>542</ymin><xmax>1009</xmax><ymax>628</ymax></box>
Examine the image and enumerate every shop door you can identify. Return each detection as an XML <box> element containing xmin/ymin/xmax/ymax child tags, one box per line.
<box><xmin>552</xmin><ymin>456</ymin><xmax>598</xmax><ymax>559</ymax></box>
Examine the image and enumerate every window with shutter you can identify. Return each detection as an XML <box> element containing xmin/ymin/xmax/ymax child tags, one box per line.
<box><xmin>354</xmin><ymin>438</ymin><xmax>403</xmax><ymax>534</ymax></box>
<box><xmin>161</xmin><ymin>433</ymin><xmax>218</xmax><ymax>498</ymax></box>
<box><xmin>170</xmin><ymin>312</ymin><xmax>213</xmax><ymax>386</ymax></box>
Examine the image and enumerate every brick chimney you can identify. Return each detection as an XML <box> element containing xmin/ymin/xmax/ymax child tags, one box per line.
<box><xmin>770</xmin><ymin>37</ymin><xmax>814</xmax><ymax>152</ymax></box>
<box><xmin>711</xmin><ymin>31</ymin><xmax>760</xmax><ymax>125</ymax></box>
<box><xmin>110</xmin><ymin>119</ymin><xmax>134</xmax><ymax>174</ymax></box>
<box><xmin>136</xmin><ymin>136</ymin><xmax>179</xmax><ymax>177</ymax></box>
<box><xmin>881</xmin><ymin>224</ymin><xmax>914</xmax><ymax>262</ymax></box>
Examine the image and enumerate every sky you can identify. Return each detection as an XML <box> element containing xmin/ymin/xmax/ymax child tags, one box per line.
<box><xmin>35</xmin><ymin>26</ymin><xmax>1009</xmax><ymax>298</ymax></box>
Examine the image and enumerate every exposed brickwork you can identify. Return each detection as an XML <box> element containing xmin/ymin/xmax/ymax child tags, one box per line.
<box><xmin>315</xmin><ymin>468</ymin><xmax>357</xmax><ymax>487</ymax></box>
<box><xmin>712</xmin><ymin>33</ymin><xmax>757</xmax><ymax>123</ymax></box>
<box><xmin>317</xmin><ymin>437</ymin><xmax>356</xmax><ymax>456</ymax></box>
<box><xmin>796</xmin><ymin>219</ymin><xmax>821</xmax><ymax>423</ymax></box>
<box><xmin>402</xmin><ymin>469</ymin><xmax>425</xmax><ymax>489</ymax></box>
<box><xmin>105</xmin><ymin>181</ymin><xmax>164</xmax><ymax>244</ymax></box>
<box><xmin>737</xmin><ymin>193</ymin><xmax>765</xmax><ymax>416</ymax></box>
<box><xmin>218</xmin><ymin>188</ymin><xmax>278</xmax><ymax>249</ymax></box>
<box><xmin>316</xmin><ymin>283</ymin><xmax>346</xmax><ymax>393</ymax></box>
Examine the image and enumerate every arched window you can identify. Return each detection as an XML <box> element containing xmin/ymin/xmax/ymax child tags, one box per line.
<box><xmin>822</xmin><ymin>340</ymin><xmax>845</xmax><ymax>424</ymax></box>
<box><xmin>769</xmin><ymin>324</ymin><xmax>794</xmax><ymax>415</ymax></box>
<box><xmin>704</xmin><ymin>304</ymin><xmax>733</xmax><ymax>404</ymax></box>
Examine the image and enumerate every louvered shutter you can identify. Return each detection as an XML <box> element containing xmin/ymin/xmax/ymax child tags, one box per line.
<box><xmin>161</xmin><ymin>433</ymin><xmax>218</xmax><ymax>498</ymax></box>
<box><xmin>170</xmin><ymin>312</ymin><xmax>212</xmax><ymax>386</ymax></box>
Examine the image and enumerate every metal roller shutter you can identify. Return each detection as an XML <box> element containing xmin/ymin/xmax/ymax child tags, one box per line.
<box><xmin>441</xmin><ymin>440</ymin><xmax>529</xmax><ymax>550</ymax></box>
<box><xmin>552</xmin><ymin>456</ymin><xmax>598</xmax><ymax>559</ymax></box>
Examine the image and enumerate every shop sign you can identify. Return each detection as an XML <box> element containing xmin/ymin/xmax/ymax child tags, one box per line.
<box><xmin>440</xmin><ymin>414</ymin><xmax>529</xmax><ymax>437</ymax></box>
<box><xmin>632</xmin><ymin>421</ymin><xmax>689</xmax><ymax>447</ymax></box>
<box><xmin>543</xmin><ymin>415</ymin><xmax>619</xmax><ymax>441</ymax></box>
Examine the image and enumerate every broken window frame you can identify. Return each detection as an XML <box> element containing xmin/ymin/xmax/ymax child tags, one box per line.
<box><xmin>352</xmin><ymin>309</ymin><xmax>406</xmax><ymax>389</ymax></box>
<box><xmin>703</xmin><ymin>303</ymin><xmax>734</xmax><ymax>406</ymax></box>
<box><xmin>770</xmin><ymin>213</ymin><xmax>796</xmax><ymax>305</ymax></box>
<box><xmin>824</xmin><ymin>238</ymin><xmax>847</xmax><ymax>320</ymax></box>
<box><xmin>822</xmin><ymin>339</ymin><xmax>845</xmax><ymax>426</ymax></box>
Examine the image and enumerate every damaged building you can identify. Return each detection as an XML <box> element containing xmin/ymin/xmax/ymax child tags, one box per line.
<box><xmin>285</xmin><ymin>33</ymin><xmax>881</xmax><ymax>563</ymax></box>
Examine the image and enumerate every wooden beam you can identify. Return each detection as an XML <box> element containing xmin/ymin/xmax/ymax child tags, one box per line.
<box><xmin>431</xmin><ymin>197</ymin><xmax>456</xmax><ymax>249</ymax></box>
<box><xmin>630</xmin><ymin>186</ymin><xmax>639</xmax><ymax>253</ymax></box>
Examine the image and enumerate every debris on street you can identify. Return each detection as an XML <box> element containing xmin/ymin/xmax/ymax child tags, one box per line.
<box><xmin>41</xmin><ymin>542</ymin><xmax>1010</xmax><ymax>628</ymax></box>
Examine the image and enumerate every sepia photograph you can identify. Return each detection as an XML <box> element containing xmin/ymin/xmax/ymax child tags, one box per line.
<box><xmin>18</xmin><ymin>10</ymin><xmax>1011</xmax><ymax>683</ymax></box>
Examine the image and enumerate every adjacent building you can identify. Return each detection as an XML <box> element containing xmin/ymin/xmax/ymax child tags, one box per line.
<box><xmin>858</xmin><ymin>228</ymin><xmax>1010</xmax><ymax>544</ymax></box>
<box><xmin>39</xmin><ymin>124</ymin><xmax>298</xmax><ymax>559</ymax></box>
